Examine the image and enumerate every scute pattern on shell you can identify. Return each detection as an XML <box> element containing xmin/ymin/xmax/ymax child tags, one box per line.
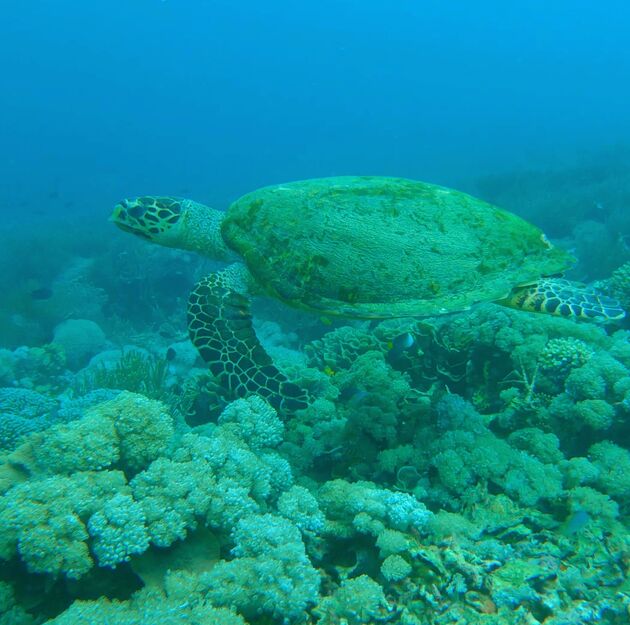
<box><xmin>221</xmin><ymin>176</ymin><xmax>574</xmax><ymax>318</ymax></box>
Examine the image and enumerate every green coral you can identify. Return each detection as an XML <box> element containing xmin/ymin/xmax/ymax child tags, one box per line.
<box><xmin>566</xmin><ymin>486</ymin><xmax>619</xmax><ymax>520</ymax></box>
<box><xmin>277</xmin><ymin>484</ymin><xmax>324</xmax><ymax>534</ymax></box>
<box><xmin>314</xmin><ymin>575</ymin><xmax>390</xmax><ymax>625</ymax></box>
<box><xmin>8</xmin><ymin>391</ymin><xmax>174</xmax><ymax>476</ymax></box>
<box><xmin>607</xmin><ymin>260</ymin><xmax>630</xmax><ymax>311</ymax></box>
<box><xmin>507</xmin><ymin>428</ymin><xmax>563</xmax><ymax>464</ymax></box>
<box><xmin>87</xmin><ymin>493</ymin><xmax>149</xmax><ymax>567</ymax></box>
<box><xmin>420</xmin><ymin>404</ymin><xmax>564</xmax><ymax>509</ymax></box>
<box><xmin>130</xmin><ymin>454</ymin><xmax>224</xmax><ymax>547</ymax></box>
<box><xmin>21</xmin><ymin>411</ymin><xmax>119</xmax><ymax>475</ymax></box>
<box><xmin>305</xmin><ymin>323</ymin><xmax>380</xmax><ymax>371</ymax></box>
<box><xmin>336</xmin><ymin>350</ymin><xmax>419</xmax><ymax>445</ymax></box>
<box><xmin>45</xmin><ymin>587</ymin><xmax>247</xmax><ymax>625</ymax></box>
<box><xmin>92</xmin><ymin>391</ymin><xmax>175</xmax><ymax>472</ymax></box>
<box><xmin>589</xmin><ymin>441</ymin><xmax>630</xmax><ymax>502</ymax></box>
<box><xmin>0</xmin><ymin>470</ymin><xmax>127</xmax><ymax>578</ymax></box>
<box><xmin>0</xmin><ymin>392</ymin><xmax>298</xmax><ymax>587</ymax></box>
<box><xmin>380</xmin><ymin>553</ymin><xmax>412</xmax><ymax>581</ymax></box>
<box><xmin>566</xmin><ymin>366</ymin><xmax>606</xmax><ymax>400</ymax></box>
<box><xmin>202</xmin><ymin>513</ymin><xmax>320</xmax><ymax>620</ymax></box>
<box><xmin>129</xmin><ymin>425</ymin><xmax>292</xmax><ymax>549</ymax></box>
<box><xmin>538</xmin><ymin>337</ymin><xmax>593</xmax><ymax>375</ymax></box>
<box><xmin>375</xmin><ymin>528</ymin><xmax>410</xmax><ymax>557</ymax></box>
<box><xmin>217</xmin><ymin>394</ymin><xmax>284</xmax><ymax>450</ymax></box>
<box><xmin>573</xmin><ymin>399</ymin><xmax>615</xmax><ymax>430</ymax></box>
<box><xmin>318</xmin><ymin>479</ymin><xmax>431</xmax><ymax>539</ymax></box>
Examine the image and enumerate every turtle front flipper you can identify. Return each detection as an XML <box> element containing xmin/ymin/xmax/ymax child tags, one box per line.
<box><xmin>498</xmin><ymin>278</ymin><xmax>626</xmax><ymax>322</ymax></box>
<box><xmin>187</xmin><ymin>264</ymin><xmax>310</xmax><ymax>413</ymax></box>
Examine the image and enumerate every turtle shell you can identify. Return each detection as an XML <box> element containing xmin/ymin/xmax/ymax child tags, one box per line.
<box><xmin>221</xmin><ymin>176</ymin><xmax>574</xmax><ymax>318</ymax></box>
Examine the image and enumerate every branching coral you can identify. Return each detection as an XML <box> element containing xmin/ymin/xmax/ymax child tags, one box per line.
<box><xmin>589</xmin><ymin>441</ymin><xmax>630</xmax><ymax>503</ymax></box>
<box><xmin>0</xmin><ymin>392</ymin><xmax>176</xmax><ymax>578</ymax></box>
<box><xmin>130</xmin><ymin>422</ymin><xmax>292</xmax><ymax>548</ymax></box>
<box><xmin>92</xmin><ymin>391</ymin><xmax>175</xmax><ymax>472</ymax></box>
<box><xmin>277</xmin><ymin>484</ymin><xmax>325</xmax><ymax>535</ymax></box>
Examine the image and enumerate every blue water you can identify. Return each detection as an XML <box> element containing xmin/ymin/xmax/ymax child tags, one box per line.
<box><xmin>2</xmin><ymin>0</ymin><xmax>630</xmax><ymax>218</ymax></box>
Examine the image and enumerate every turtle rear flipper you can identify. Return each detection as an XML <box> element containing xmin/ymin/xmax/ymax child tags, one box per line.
<box><xmin>499</xmin><ymin>278</ymin><xmax>626</xmax><ymax>322</ymax></box>
<box><xmin>187</xmin><ymin>264</ymin><xmax>309</xmax><ymax>413</ymax></box>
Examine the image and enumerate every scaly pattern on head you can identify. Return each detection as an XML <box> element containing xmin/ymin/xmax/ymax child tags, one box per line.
<box><xmin>111</xmin><ymin>196</ymin><xmax>183</xmax><ymax>241</ymax></box>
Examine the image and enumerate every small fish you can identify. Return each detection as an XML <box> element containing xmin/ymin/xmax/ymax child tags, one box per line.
<box><xmin>396</xmin><ymin>465</ymin><xmax>421</xmax><ymax>491</ymax></box>
<box><xmin>30</xmin><ymin>287</ymin><xmax>53</xmax><ymax>300</ymax></box>
<box><xmin>166</xmin><ymin>347</ymin><xmax>177</xmax><ymax>361</ymax></box>
<box><xmin>387</xmin><ymin>332</ymin><xmax>416</xmax><ymax>358</ymax></box>
<box><xmin>562</xmin><ymin>509</ymin><xmax>590</xmax><ymax>536</ymax></box>
<box><xmin>323</xmin><ymin>365</ymin><xmax>336</xmax><ymax>377</ymax></box>
<box><xmin>339</xmin><ymin>386</ymin><xmax>369</xmax><ymax>404</ymax></box>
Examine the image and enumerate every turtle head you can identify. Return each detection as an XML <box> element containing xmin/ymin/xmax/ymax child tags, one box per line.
<box><xmin>112</xmin><ymin>196</ymin><xmax>236</xmax><ymax>261</ymax></box>
<box><xmin>111</xmin><ymin>196</ymin><xmax>184</xmax><ymax>244</ymax></box>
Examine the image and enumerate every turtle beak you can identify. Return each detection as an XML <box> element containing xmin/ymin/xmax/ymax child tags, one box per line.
<box><xmin>110</xmin><ymin>203</ymin><xmax>125</xmax><ymax>223</ymax></box>
<box><xmin>110</xmin><ymin>200</ymin><xmax>154</xmax><ymax>240</ymax></box>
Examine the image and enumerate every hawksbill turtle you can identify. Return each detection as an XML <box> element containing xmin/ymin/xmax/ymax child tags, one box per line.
<box><xmin>111</xmin><ymin>176</ymin><xmax>625</xmax><ymax>411</ymax></box>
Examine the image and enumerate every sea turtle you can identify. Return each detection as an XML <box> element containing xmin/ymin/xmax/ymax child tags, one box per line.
<box><xmin>111</xmin><ymin>176</ymin><xmax>625</xmax><ymax>411</ymax></box>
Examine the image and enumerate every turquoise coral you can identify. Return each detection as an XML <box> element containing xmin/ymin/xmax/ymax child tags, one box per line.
<box><xmin>0</xmin><ymin>291</ymin><xmax>627</xmax><ymax>623</ymax></box>
<box><xmin>0</xmin><ymin>470</ymin><xmax>127</xmax><ymax>578</ymax></box>
<box><xmin>202</xmin><ymin>513</ymin><xmax>320</xmax><ymax>620</ymax></box>
<box><xmin>87</xmin><ymin>492</ymin><xmax>149</xmax><ymax>567</ymax></box>
<box><xmin>45</xmin><ymin>587</ymin><xmax>247</xmax><ymax>625</ymax></box>
<box><xmin>217</xmin><ymin>394</ymin><xmax>284</xmax><ymax>450</ymax></box>
<box><xmin>380</xmin><ymin>553</ymin><xmax>412</xmax><ymax>581</ymax></box>
<box><xmin>314</xmin><ymin>575</ymin><xmax>390</xmax><ymax>625</ymax></box>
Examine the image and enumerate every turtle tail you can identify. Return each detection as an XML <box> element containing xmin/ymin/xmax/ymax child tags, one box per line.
<box><xmin>187</xmin><ymin>264</ymin><xmax>310</xmax><ymax>414</ymax></box>
<box><xmin>498</xmin><ymin>278</ymin><xmax>626</xmax><ymax>322</ymax></box>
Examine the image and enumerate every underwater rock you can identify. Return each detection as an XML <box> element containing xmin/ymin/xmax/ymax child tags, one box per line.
<box><xmin>52</xmin><ymin>318</ymin><xmax>106</xmax><ymax>369</ymax></box>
